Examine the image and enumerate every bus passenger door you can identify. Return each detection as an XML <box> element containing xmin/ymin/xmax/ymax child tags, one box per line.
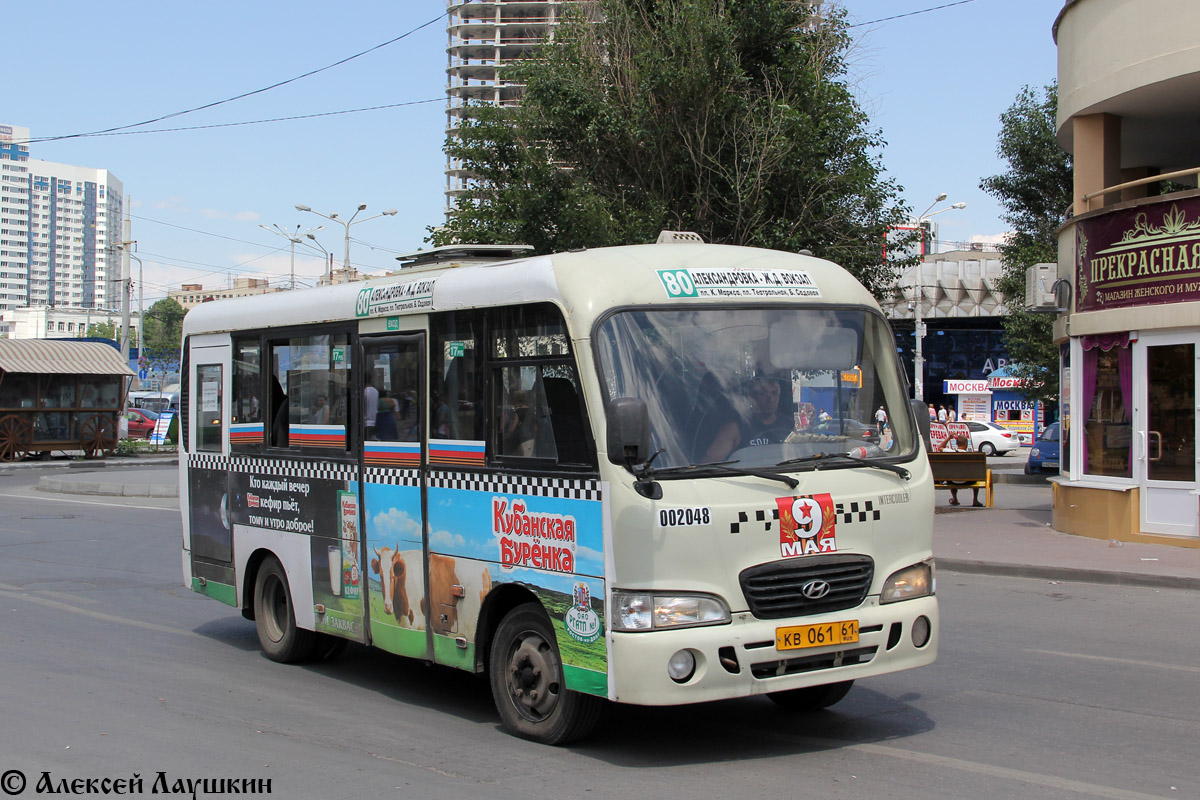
<box><xmin>360</xmin><ymin>334</ymin><xmax>429</xmax><ymax>660</ymax></box>
<box><xmin>186</xmin><ymin>339</ymin><xmax>236</xmax><ymax>597</ymax></box>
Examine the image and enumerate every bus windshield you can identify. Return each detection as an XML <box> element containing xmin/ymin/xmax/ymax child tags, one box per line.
<box><xmin>596</xmin><ymin>307</ymin><xmax>915</xmax><ymax>470</ymax></box>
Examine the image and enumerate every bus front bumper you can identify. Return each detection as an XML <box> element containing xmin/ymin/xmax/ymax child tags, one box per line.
<box><xmin>606</xmin><ymin>595</ymin><xmax>938</xmax><ymax>705</ymax></box>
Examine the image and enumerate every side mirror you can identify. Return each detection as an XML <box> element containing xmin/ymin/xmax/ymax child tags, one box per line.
<box><xmin>910</xmin><ymin>399</ymin><xmax>931</xmax><ymax>452</ymax></box>
<box><xmin>606</xmin><ymin>397</ymin><xmax>651</xmax><ymax>466</ymax></box>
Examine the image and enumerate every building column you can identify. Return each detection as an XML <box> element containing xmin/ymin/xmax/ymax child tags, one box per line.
<box><xmin>1073</xmin><ymin>113</ymin><xmax>1122</xmax><ymax>213</ymax></box>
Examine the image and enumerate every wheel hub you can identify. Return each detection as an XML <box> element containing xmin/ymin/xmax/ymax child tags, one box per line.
<box><xmin>507</xmin><ymin>634</ymin><xmax>560</xmax><ymax>720</ymax></box>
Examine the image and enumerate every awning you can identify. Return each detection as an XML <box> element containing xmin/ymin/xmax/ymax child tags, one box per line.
<box><xmin>0</xmin><ymin>339</ymin><xmax>136</xmax><ymax>376</ymax></box>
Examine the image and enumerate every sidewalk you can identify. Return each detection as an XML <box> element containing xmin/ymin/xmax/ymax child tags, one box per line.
<box><xmin>934</xmin><ymin>484</ymin><xmax>1200</xmax><ymax>590</ymax></box>
<box><xmin>25</xmin><ymin>459</ymin><xmax>1200</xmax><ymax>591</ymax></box>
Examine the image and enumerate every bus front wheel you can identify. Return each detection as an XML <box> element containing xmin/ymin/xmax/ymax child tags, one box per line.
<box><xmin>489</xmin><ymin>603</ymin><xmax>602</xmax><ymax>745</ymax></box>
<box><xmin>768</xmin><ymin>680</ymin><xmax>853</xmax><ymax>711</ymax></box>
<box><xmin>253</xmin><ymin>557</ymin><xmax>316</xmax><ymax>663</ymax></box>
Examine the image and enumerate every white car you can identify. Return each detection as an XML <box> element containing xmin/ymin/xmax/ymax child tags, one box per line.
<box><xmin>965</xmin><ymin>421</ymin><xmax>1021</xmax><ymax>456</ymax></box>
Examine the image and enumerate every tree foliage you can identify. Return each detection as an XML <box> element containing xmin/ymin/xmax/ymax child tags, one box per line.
<box><xmin>83</xmin><ymin>320</ymin><xmax>117</xmax><ymax>340</ymax></box>
<box><xmin>432</xmin><ymin>0</ymin><xmax>914</xmax><ymax>296</ymax></box>
<box><xmin>141</xmin><ymin>298</ymin><xmax>185</xmax><ymax>385</ymax></box>
<box><xmin>980</xmin><ymin>83</ymin><xmax>1072</xmax><ymax>404</ymax></box>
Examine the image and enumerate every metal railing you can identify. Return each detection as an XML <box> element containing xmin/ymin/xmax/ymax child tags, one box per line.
<box><xmin>1072</xmin><ymin>165</ymin><xmax>1200</xmax><ymax>215</ymax></box>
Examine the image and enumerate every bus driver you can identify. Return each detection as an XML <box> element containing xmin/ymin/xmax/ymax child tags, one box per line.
<box><xmin>703</xmin><ymin>375</ymin><xmax>794</xmax><ymax>462</ymax></box>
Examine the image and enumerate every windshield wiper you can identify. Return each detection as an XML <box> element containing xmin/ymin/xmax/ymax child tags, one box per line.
<box><xmin>654</xmin><ymin>460</ymin><xmax>799</xmax><ymax>489</ymax></box>
<box><xmin>775</xmin><ymin>453</ymin><xmax>911</xmax><ymax>480</ymax></box>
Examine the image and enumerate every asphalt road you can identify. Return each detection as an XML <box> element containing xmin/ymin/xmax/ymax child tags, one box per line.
<box><xmin>0</xmin><ymin>466</ymin><xmax>1196</xmax><ymax>800</ymax></box>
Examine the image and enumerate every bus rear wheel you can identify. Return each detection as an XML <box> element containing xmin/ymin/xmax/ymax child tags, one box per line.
<box><xmin>253</xmin><ymin>556</ymin><xmax>316</xmax><ymax>663</ymax></box>
<box><xmin>489</xmin><ymin>603</ymin><xmax>602</xmax><ymax>745</ymax></box>
<box><xmin>768</xmin><ymin>680</ymin><xmax>853</xmax><ymax>711</ymax></box>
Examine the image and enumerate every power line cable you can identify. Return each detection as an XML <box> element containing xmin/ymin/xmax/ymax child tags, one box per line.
<box><xmin>848</xmin><ymin>0</ymin><xmax>978</xmax><ymax>28</ymax></box>
<box><xmin>21</xmin><ymin>13</ymin><xmax>446</xmax><ymax>145</ymax></box>
<box><xmin>44</xmin><ymin>98</ymin><xmax>443</xmax><ymax>141</ymax></box>
<box><xmin>132</xmin><ymin>215</ymin><xmax>281</xmax><ymax>248</ymax></box>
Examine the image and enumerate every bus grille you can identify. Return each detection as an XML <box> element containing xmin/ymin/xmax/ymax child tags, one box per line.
<box><xmin>739</xmin><ymin>555</ymin><xmax>874</xmax><ymax>619</ymax></box>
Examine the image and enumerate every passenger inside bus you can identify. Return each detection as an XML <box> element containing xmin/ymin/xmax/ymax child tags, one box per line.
<box><xmin>269</xmin><ymin>375</ymin><xmax>288</xmax><ymax>447</ymax></box>
<box><xmin>544</xmin><ymin>377</ymin><xmax>587</xmax><ymax>463</ymax></box>
<box><xmin>375</xmin><ymin>390</ymin><xmax>399</xmax><ymax>440</ymax></box>
<box><xmin>310</xmin><ymin>394</ymin><xmax>330</xmax><ymax>425</ymax></box>
<box><xmin>500</xmin><ymin>389</ymin><xmax>535</xmax><ymax>456</ymax></box>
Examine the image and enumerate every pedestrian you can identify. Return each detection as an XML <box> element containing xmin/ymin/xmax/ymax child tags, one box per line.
<box><xmin>874</xmin><ymin>405</ymin><xmax>887</xmax><ymax>435</ymax></box>
<box><xmin>937</xmin><ymin>405</ymin><xmax>948</xmax><ymax>423</ymax></box>
<box><xmin>949</xmin><ymin>483</ymin><xmax>983</xmax><ymax>507</ymax></box>
<box><xmin>948</xmin><ymin>407</ymin><xmax>957</xmax><ymax>423</ymax></box>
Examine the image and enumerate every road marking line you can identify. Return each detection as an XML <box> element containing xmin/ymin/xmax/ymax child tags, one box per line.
<box><xmin>1029</xmin><ymin>648</ymin><xmax>1200</xmax><ymax>675</ymax></box>
<box><xmin>34</xmin><ymin>589</ymin><xmax>100</xmax><ymax>606</ymax></box>
<box><xmin>0</xmin><ymin>585</ymin><xmax>195</xmax><ymax>637</ymax></box>
<box><xmin>836</xmin><ymin>741</ymin><xmax>1172</xmax><ymax>800</ymax></box>
<box><xmin>0</xmin><ymin>492</ymin><xmax>176</xmax><ymax>512</ymax></box>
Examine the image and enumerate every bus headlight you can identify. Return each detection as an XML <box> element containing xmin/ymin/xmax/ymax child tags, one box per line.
<box><xmin>880</xmin><ymin>560</ymin><xmax>935</xmax><ymax>604</ymax></box>
<box><xmin>612</xmin><ymin>592</ymin><xmax>730</xmax><ymax>631</ymax></box>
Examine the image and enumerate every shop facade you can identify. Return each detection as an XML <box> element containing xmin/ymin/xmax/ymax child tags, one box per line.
<box><xmin>1052</xmin><ymin>0</ymin><xmax>1200</xmax><ymax>545</ymax></box>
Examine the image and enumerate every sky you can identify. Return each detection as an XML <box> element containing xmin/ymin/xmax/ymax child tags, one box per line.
<box><xmin>6</xmin><ymin>0</ymin><xmax>1060</xmax><ymax>307</ymax></box>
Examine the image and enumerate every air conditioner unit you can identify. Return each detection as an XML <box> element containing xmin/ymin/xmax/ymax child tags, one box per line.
<box><xmin>1025</xmin><ymin>263</ymin><xmax>1057</xmax><ymax>312</ymax></box>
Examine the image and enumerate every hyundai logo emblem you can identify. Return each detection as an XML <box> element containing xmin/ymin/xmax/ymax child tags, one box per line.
<box><xmin>801</xmin><ymin>580</ymin><xmax>832</xmax><ymax>600</ymax></box>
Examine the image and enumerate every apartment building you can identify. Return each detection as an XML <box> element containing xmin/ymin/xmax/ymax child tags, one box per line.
<box><xmin>0</xmin><ymin>123</ymin><xmax>124</xmax><ymax>335</ymax></box>
<box><xmin>445</xmin><ymin>1</ymin><xmax>567</xmax><ymax>211</ymax></box>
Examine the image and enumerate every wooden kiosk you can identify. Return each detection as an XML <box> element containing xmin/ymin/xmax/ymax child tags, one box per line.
<box><xmin>0</xmin><ymin>340</ymin><xmax>134</xmax><ymax>461</ymax></box>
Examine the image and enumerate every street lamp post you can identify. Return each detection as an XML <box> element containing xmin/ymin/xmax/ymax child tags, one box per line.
<box><xmin>294</xmin><ymin>204</ymin><xmax>398</xmax><ymax>278</ymax></box>
<box><xmin>911</xmin><ymin>194</ymin><xmax>967</xmax><ymax>401</ymax></box>
<box><xmin>305</xmin><ymin>234</ymin><xmax>333</xmax><ymax>285</ymax></box>
<box><xmin>260</xmin><ymin>223</ymin><xmax>324</xmax><ymax>290</ymax></box>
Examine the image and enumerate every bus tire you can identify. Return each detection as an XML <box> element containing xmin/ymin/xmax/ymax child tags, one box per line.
<box><xmin>489</xmin><ymin>603</ymin><xmax>602</xmax><ymax>745</ymax></box>
<box><xmin>768</xmin><ymin>680</ymin><xmax>853</xmax><ymax>711</ymax></box>
<box><xmin>253</xmin><ymin>557</ymin><xmax>316</xmax><ymax>663</ymax></box>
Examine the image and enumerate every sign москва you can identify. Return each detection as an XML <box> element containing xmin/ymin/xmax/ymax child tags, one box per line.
<box><xmin>1076</xmin><ymin>197</ymin><xmax>1200</xmax><ymax>312</ymax></box>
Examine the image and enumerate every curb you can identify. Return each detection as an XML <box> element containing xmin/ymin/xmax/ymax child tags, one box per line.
<box><xmin>0</xmin><ymin>456</ymin><xmax>179</xmax><ymax>473</ymax></box>
<box><xmin>937</xmin><ymin>558</ymin><xmax>1200</xmax><ymax>591</ymax></box>
<box><xmin>35</xmin><ymin>477</ymin><xmax>179</xmax><ymax>498</ymax></box>
<box><xmin>991</xmin><ymin>472</ymin><xmax>1050</xmax><ymax>485</ymax></box>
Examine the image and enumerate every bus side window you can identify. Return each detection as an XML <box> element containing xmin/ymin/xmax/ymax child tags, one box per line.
<box><xmin>232</xmin><ymin>336</ymin><xmax>262</xmax><ymax>451</ymax></box>
<box><xmin>196</xmin><ymin>364</ymin><xmax>223</xmax><ymax>452</ymax></box>
<box><xmin>365</xmin><ymin>339</ymin><xmax>422</xmax><ymax>443</ymax></box>
<box><xmin>487</xmin><ymin>303</ymin><xmax>593</xmax><ymax>468</ymax></box>
<box><xmin>430</xmin><ymin>310</ymin><xmax>483</xmax><ymax>442</ymax></box>
<box><xmin>268</xmin><ymin>332</ymin><xmax>351</xmax><ymax>452</ymax></box>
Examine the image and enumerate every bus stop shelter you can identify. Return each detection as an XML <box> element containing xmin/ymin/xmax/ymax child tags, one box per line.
<box><xmin>0</xmin><ymin>339</ymin><xmax>135</xmax><ymax>461</ymax></box>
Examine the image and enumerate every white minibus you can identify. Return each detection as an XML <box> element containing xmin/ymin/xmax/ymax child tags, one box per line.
<box><xmin>179</xmin><ymin>238</ymin><xmax>937</xmax><ymax>744</ymax></box>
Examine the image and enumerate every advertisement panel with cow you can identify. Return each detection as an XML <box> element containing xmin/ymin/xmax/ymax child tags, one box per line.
<box><xmin>419</xmin><ymin>479</ymin><xmax>607</xmax><ymax>698</ymax></box>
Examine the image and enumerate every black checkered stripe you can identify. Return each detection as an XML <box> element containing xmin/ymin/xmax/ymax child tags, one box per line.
<box><xmin>729</xmin><ymin>507</ymin><xmax>779</xmax><ymax>534</ymax></box>
<box><xmin>835</xmin><ymin>500</ymin><xmax>880</xmax><ymax>523</ymax></box>
<box><xmin>196</xmin><ymin>454</ymin><xmax>360</xmax><ymax>482</ymax></box>
<box><xmin>727</xmin><ymin>500</ymin><xmax>880</xmax><ymax>533</ymax></box>
<box><xmin>428</xmin><ymin>471</ymin><xmax>602</xmax><ymax>501</ymax></box>
<box><xmin>364</xmin><ymin>467</ymin><xmax>421</xmax><ymax>486</ymax></box>
<box><xmin>187</xmin><ymin>453</ymin><xmax>227</xmax><ymax>472</ymax></box>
